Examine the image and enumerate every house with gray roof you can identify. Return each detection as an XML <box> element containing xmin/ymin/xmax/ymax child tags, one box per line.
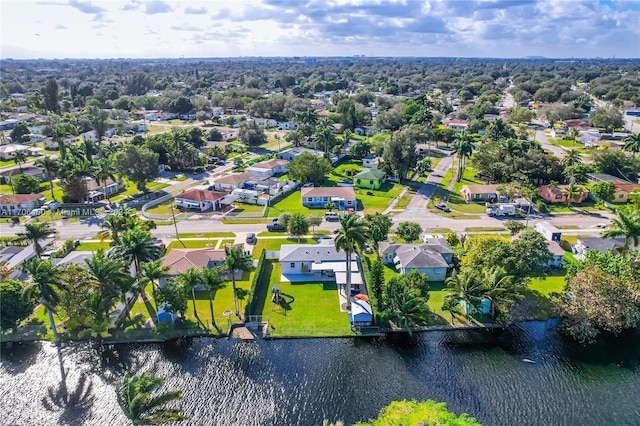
<box><xmin>572</xmin><ymin>237</ymin><xmax>637</xmax><ymax>261</ymax></box>
<box><xmin>379</xmin><ymin>239</ymin><xmax>453</xmax><ymax>281</ymax></box>
<box><xmin>278</xmin><ymin>240</ymin><xmax>363</xmax><ymax>288</ymax></box>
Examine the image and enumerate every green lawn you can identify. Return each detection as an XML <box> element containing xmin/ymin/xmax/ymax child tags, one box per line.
<box><xmin>252</xmin><ymin>237</ymin><xmax>318</xmax><ymax>258</ymax></box>
<box><xmin>143</xmin><ymin>200</ymin><xmax>173</xmax><ymax>215</ymax></box>
<box><xmin>256</xmin><ymin>261</ymin><xmax>353</xmax><ymax>337</ymax></box>
<box><xmin>544</xmin><ymin>200</ymin><xmax>598</xmax><ymax>213</ymax></box>
<box><xmin>231</xmin><ymin>202</ymin><xmax>264</xmax><ymax>214</ymax></box>
<box><xmin>529</xmin><ymin>274</ymin><xmax>566</xmax><ymax>296</ymax></box>
<box><xmin>557</xmin><ymin>139</ymin><xmax>583</xmax><ymax>148</ymax></box>
<box><xmin>178</xmin><ymin>232</ymin><xmax>235</xmax><ymax>238</ymax></box>
<box><xmin>444</xmin><ymin>167</ymin><xmax>487</xmax><ymax>214</ymax></box>
<box><xmin>267</xmin><ymin>183</ymin><xmax>402</xmax><ymax>216</ymax></box>
<box><xmin>166</xmin><ymin>239</ymin><xmax>220</xmax><ymax>250</ymax></box>
<box><xmin>76</xmin><ymin>241</ymin><xmax>111</xmax><ymax>251</ymax></box>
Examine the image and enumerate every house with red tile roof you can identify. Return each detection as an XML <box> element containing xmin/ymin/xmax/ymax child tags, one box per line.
<box><xmin>174</xmin><ymin>189</ymin><xmax>227</xmax><ymax>212</ymax></box>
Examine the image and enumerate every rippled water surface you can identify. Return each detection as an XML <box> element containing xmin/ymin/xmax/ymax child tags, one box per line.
<box><xmin>2</xmin><ymin>321</ymin><xmax>640</xmax><ymax>426</ymax></box>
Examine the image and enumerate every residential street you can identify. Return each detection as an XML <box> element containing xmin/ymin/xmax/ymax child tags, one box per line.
<box><xmin>534</xmin><ymin>129</ymin><xmax>567</xmax><ymax>158</ymax></box>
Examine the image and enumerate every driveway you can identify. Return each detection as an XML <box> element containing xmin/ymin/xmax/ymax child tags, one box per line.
<box><xmin>394</xmin><ymin>154</ymin><xmax>454</xmax><ymax>221</ymax></box>
<box><xmin>534</xmin><ymin>129</ymin><xmax>566</xmax><ymax>158</ymax></box>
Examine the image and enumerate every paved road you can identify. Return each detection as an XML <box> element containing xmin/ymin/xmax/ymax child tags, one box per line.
<box><xmin>395</xmin><ymin>154</ymin><xmax>454</xmax><ymax>221</ymax></box>
<box><xmin>534</xmin><ymin>129</ymin><xmax>567</xmax><ymax>158</ymax></box>
<box><xmin>624</xmin><ymin>115</ymin><xmax>639</xmax><ymax>134</ymax></box>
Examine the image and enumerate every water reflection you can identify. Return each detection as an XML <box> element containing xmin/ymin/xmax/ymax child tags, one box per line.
<box><xmin>2</xmin><ymin>321</ymin><xmax>640</xmax><ymax>426</ymax></box>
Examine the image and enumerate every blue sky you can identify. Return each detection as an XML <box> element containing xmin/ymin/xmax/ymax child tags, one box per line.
<box><xmin>1</xmin><ymin>0</ymin><xmax>639</xmax><ymax>59</ymax></box>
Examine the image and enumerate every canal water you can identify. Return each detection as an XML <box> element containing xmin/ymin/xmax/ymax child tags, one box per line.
<box><xmin>1</xmin><ymin>320</ymin><xmax>640</xmax><ymax>426</ymax></box>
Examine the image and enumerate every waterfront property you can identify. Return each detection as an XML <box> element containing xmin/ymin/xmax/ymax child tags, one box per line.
<box><xmin>161</xmin><ymin>247</ymin><xmax>243</xmax><ymax>286</ymax></box>
<box><xmin>572</xmin><ymin>237</ymin><xmax>636</xmax><ymax>261</ymax></box>
<box><xmin>544</xmin><ymin>241</ymin><xmax>565</xmax><ymax>269</ymax></box>
<box><xmin>379</xmin><ymin>238</ymin><xmax>453</xmax><ymax>281</ymax></box>
<box><xmin>278</xmin><ymin>241</ymin><xmax>363</xmax><ymax>290</ymax></box>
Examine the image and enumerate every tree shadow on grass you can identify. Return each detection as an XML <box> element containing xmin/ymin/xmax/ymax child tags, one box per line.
<box><xmin>512</xmin><ymin>289</ymin><xmax>559</xmax><ymax>321</ymax></box>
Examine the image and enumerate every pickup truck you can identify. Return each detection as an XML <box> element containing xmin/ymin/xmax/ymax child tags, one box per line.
<box><xmin>267</xmin><ymin>222</ymin><xmax>286</xmax><ymax>232</ymax></box>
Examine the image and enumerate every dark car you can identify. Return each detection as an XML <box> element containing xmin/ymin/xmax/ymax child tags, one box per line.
<box><xmin>435</xmin><ymin>203</ymin><xmax>451</xmax><ymax>212</ymax></box>
<box><xmin>215</xmin><ymin>161</ymin><xmax>226</xmax><ymax>166</ymax></box>
<box><xmin>246</xmin><ymin>233</ymin><xmax>257</xmax><ymax>244</ymax></box>
<box><xmin>267</xmin><ymin>223</ymin><xmax>286</xmax><ymax>232</ymax></box>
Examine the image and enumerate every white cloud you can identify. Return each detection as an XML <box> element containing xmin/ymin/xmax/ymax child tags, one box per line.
<box><xmin>0</xmin><ymin>0</ymin><xmax>638</xmax><ymax>58</ymax></box>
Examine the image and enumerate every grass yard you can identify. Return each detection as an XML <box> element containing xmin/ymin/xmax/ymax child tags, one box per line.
<box><xmin>425</xmin><ymin>281</ymin><xmax>468</xmax><ymax>326</ymax></box>
<box><xmin>529</xmin><ymin>275</ymin><xmax>566</xmax><ymax>296</ymax></box>
<box><xmin>266</xmin><ymin>182</ymin><xmax>402</xmax><ymax>216</ymax></box>
<box><xmin>76</xmin><ymin>241</ymin><xmax>111</xmax><ymax>251</ymax></box>
<box><xmin>231</xmin><ymin>202</ymin><xmax>264</xmax><ymax>214</ymax></box>
<box><xmin>544</xmin><ymin>200</ymin><xmax>599</xmax><ymax>213</ymax></box>
<box><xmin>178</xmin><ymin>232</ymin><xmax>235</xmax><ymax>238</ymax></box>
<box><xmin>252</xmin><ymin>237</ymin><xmax>318</xmax><ymax>258</ymax></box>
<box><xmin>557</xmin><ymin>139</ymin><xmax>583</xmax><ymax>148</ymax></box>
<box><xmin>465</xmin><ymin>226</ymin><xmax>506</xmax><ymax>232</ymax></box>
<box><xmin>166</xmin><ymin>239</ymin><xmax>220</xmax><ymax>250</ymax></box>
<box><xmin>144</xmin><ymin>200</ymin><xmax>173</xmax><ymax>215</ymax></box>
<box><xmin>445</xmin><ymin>167</ymin><xmax>487</xmax><ymax>214</ymax></box>
<box><xmin>256</xmin><ymin>262</ymin><xmax>353</xmax><ymax>337</ymax></box>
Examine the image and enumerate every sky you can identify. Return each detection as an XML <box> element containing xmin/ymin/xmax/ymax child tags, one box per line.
<box><xmin>1</xmin><ymin>0</ymin><xmax>639</xmax><ymax>59</ymax></box>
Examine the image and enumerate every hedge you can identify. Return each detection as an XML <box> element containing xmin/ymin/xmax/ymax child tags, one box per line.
<box><xmin>244</xmin><ymin>249</ymin><xmax>268</xmax><ymax>316</ymax></box>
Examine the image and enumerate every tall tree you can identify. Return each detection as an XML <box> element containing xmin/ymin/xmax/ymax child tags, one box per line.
<box><xmin>141</xmin><ymin>260</ymin><xmax>169</xmax><ymax>312</ymax></box>
<box><xmin>23</xmin><ymin>259</ymin><xmax>66</xmax><ymax>345</ymax></box>
<box><xmin>84</xmin><ymin>248</ymin><xmax>130</xmax><ymax>311</ymax></box>
<box><xmin>222</xmin><ymin>245</ymin><xmax>253</xmax><ymax>318</ymax></box>
<box><xmin>13</xmin><ymin>150</ymin><xmax>27</xmax><ymax>173</ymax></box>
<box><xmin>624</xmin><ymin>133</ymin><xmax>640</xmax><ymax>157</ymax></box>
<box><xmin>287</xmin><ymin>212</ymin><xmax>309</xmax><ymax>242</ymax></box>
<box><xmin>334</xmin><ymin>214</ymin><xmax>369</xmax><ymax>309</ymax></box>
<box><xmin>315</xmin><ymin>125</ymin><xmax>337</xmax><ymax>155</ymax></box>
<box><xmin>602</xmin><ymin>208</ymin><xmax>640</xmax><ymax>252</ymax></box>
<box><xmin>287</xmin><ymin>151</ymin><xmax>332</xmax><ymax>186</ymax></box>
<box><xmin>113</xmin><ymin>228</ymin><xmax>161</xmax><ymax>280</ymax></box>
<box><xmin>0</xmin><ymin>279</ymin><xmax>36</xmax><ymax>330</ymax></box>
<box><xmin>562</xmin><ymin>182</ymin><xmax>584</xmax><ymax>207</ymax></box>
<box><xmin>17</xmin><ymin>222</ymin><xmax>56</xmax><ymax>258</ymax></box>
<box><xmin>364</xmin><ymin>213</ymin><xmax>393</xmax><ymax>245</ymax></box>
<box><xmin>116</xmin><ymin>372</ymin><xmax>188</xmax><ymax>425</ymax></box>
<box><xmin>95</xmin><ymin>157</ymin><xmax>118</xmax><ymax>202</ymax></box>
<box><xmin>114</xmin><ymin>144</ymin><xmax>159</xmax><ymax>192</ymax></box>
<box><xmin>383</xmin><ymin>126</ymin><xmax>420</xmax><ymax>179</ymax></box>
<box><xmin>86</xmin><ymin>105</ymin><xmax>109</xmax><ymax>148</ymax></box>
<box><xmin>452</xmin><ymin>130</ymin><xmax>474</xmax><ymax>181</ymax></box>
<box><xmin>200</xmin><ymin>267</ymin><xmax>227</xmax><ymax>331</ymax></box>
<box><xmin>177</xmin><ymin>267</ymin><xmax>205</xmax><ymax>326</ymax></box>
<box><xmin>445</xmin><ymin>270</ymin><xmax>484</xmax><ymax>321</ymax></box>
<box><xmin>35</xmin><ymin>156</ymin><xmax>59</xmax><ymax>201</ymax></box>
<box><xmin>480</xmin><ymin>266</ymin><xmax>515</xmax><ymax>320</ymax></box>
<box><xmin>307</xmin><ymin>215</ymin><xmax>323</xmax><ymax>235</ymax></box>
<box><xmin>43</xmin><ymin>78</ymin><xmax>60</xmax><ymax>113</ymax></box>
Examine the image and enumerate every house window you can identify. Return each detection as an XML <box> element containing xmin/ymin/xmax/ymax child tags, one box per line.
<box><xmin>555</xmin><ymin>194</ymin><xmax>562</xmax><ymax>200</ymax></box>
<box><xmin>370</xmin><ymin>180</ymin><xmax>373</xmax><ymax>185</ymax></box>
<box><xmin>618</xmin><ymin>194</ymin><xmax>624</xmax><ymax>199</ymax></box>
<box><xmin>290</xmin><ymin>263</ymin><xmax>295</xmax><ymax>268</ymax></box>
<box><xmin>323</xmin><ymin>197</ymin><xmax>328</xmax><ymax>202</ymax></box>
<box><xmin>307</xmin><ymin>198</ymin><xmax>313</xmax><ymax>202</ymax></box>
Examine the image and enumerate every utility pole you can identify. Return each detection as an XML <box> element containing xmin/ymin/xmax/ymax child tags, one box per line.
<box><xmin>169</xmin><ymin>200</ymin><xmax>185</xmax><ymax>248</ymax></box>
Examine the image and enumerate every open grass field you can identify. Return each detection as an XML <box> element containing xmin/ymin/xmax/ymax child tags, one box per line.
<box><xmin>256</xmin><ymin>261</ymin><xmax>353</xmax><ymax>337</ymax></box>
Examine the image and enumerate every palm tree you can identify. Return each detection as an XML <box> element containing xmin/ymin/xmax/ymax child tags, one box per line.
<box><xmin>603</xmin><ymin>208</ymin><xmax>640</xmax><ymax>252</ymax></box>
<box><xmin>84</xmin><ymin>248</ymin><xmax>129</xmax><ymax>310</ymax></box>
<box><xmin>287</xmin><ymin>212</ymin><xmax>309</xmax><ymax>242</ymax></box>
<box><xmin>52</xmin><ymin>125</ymin><xmax>67</xmax><ymax>160</ymax></box>
<box><xmin>562</xmin><ymin>182</ymin><xmax>584</xmax><ymax>207</ymax></box>
<box><xmin>13</xmin><ymin>149</ymin><xmax>27</xmax><ymax>172</ymax></box>
<box><xmin>98</xmin><ymin>214</ymin><xmax>128</xmax><ymax>245</ymax></box>
<box><xmin>200</xmin><ymin>267</ymin><xmax>227</xmax><ymax>331</ymax></box>
<box><xmin>441</xmin><ymin>298</ymin><xmax>463</xmax><ymax>325</ymax></box>
<box><xmin>95</xmin><ymin>157</ymin><xmax>117</xmax><ymax>202</ymax></box>
<box><xmin>624</xmin><ymin>133</ymin><xmax>640</xmax><ymax>157</ymax></box>
<box><xmin>452</xmin><ymin>130</ymin><xmax>474</xmax><ymax>181</ymax></box>
<box><xmin>141</xmin><ymin>260</ymin><xmax>169</xmax><ymax>311</ymax></box>
<box><xmin>177</xmin><ymin>267</ymin><xmax>205</xmax><ymax>325</ymax></box>
<box><xmin>78</xmin><ymin>291</ymin><xmax>116</xmax><ymax>342</ymax></box>
<box><xmin>325</xmin><ymin>202</ymin><xmax>336</xmax><ymax>212</ymax></box>
<box><xmin>116</xmin><ymin>372</ymin><xmax>188</xmax><ymax>425</ymax></box>
<box><xmin>567</xmin><ymin>128</ymin><xmax>580</xmax><ymax>142</ymax></box>
<box><xmin>480</xmin><ymin>266</ymin><xmax>515</xmax><ymax>320</ymax></box>
<box><xmin>444</xmin><ymin>270</ymin><xmax>484</xmax><ymax>321</ymax></box>
<box><xmin>562</xmin><ymin>149</ymin><xmax>582</xmax><ymax>167</ymax></box>
<box><xmin>222</xmin><ymin>245</ymin><xmax>253</xmax><ymax>318</ymax></box>
<box><xmin>17</xmin><ymin>222</ymin><xmax>56</xmax><ymax>258</ymax></box>
<box><xmin>23</xmin><ymin>259</ymin><xmax>66</xmax><ymax>346</ymax></box>
<box><xmin>316</xmin><ymin>125</ymin><xmax>336</xmax><ymax>156</ymax></box>
<box><xmin>334</xmin><ymin>214</ymin><xmax>369</xmax><ymax>309</ymax></box>
<box><xmin>379</xmin><ymin>283</ymin><xmax>429</xmax><ymax>334</ymax></box>
<box><xmin>113</xmin><ymin>228</ymin><xmax>161</xmax><ymax>280</ymax></box>
<box><xmin>35</xmin><ymin>156</ymin><xmax>59</xmax><ymax>201</ymax></box>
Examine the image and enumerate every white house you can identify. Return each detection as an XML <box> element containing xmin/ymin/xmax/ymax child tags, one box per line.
<box><xmin>0</xmin><ymin>144</ymin><xmax>30</xmax><ymax>160</ymax></box>
<box><xmin>545</xmin><ymin>241</ymin><xmax>565</xmax><ymax>269</ymax></box>
<box><xmin>212</xmin><ymin>172</ymin><xmax>255</xmax><ymax>192</ymax></box>
<box><xmin>84</xmin><ymin>177</ymin><xmax>126</xmax><ymax>202</ymax></box>
<box><xmin>301</xmin><ymin>187</ymin><xmax>356</xmax><ymax>210</ymax></box>
<box><xmin>245</xmin><ymin>159</ymin><xmax>289</xmax><ymax>176</ymax></box>
<box><xmin>362</xmin><ymin>156</ymin><xmax>381</xmax><ymax>168</ymax></box>
<box><xmin>572</xmin><ymin>237</ymin><xmax>636</xmax><ymax>261</ymax></box>
<box><xmin>278</xmin><ymin>121</ymin><xmax>299</xmax><ymax>130</ymax></box>
<box><xmin>0</xmin><ymin>193</ymin><xmax>46</xmax><ymax>216</ymax></box>
<box><xmin>278</xmin><ymin>241</ymin><xmax>363</xmax><ymax>289</ymax></box>
<box><xmin>277</xmin><ymin>147</ymin><xmax>324</xmax><ymax>162</ymax></box>
<box><xmin>174</xmin><ymin>189</ymin><xmax>227</xmax><ymax>212</ymax></box>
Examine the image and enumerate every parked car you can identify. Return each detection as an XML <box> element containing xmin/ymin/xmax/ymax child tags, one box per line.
<box><xmin>215</xmin><ymin>161</ymin><xmax>226</xmax><ymax>166</ymax></box>
<box><xmin>435</xmin><ymin>203</ymin><xmax>451</xmax><ymax>212</ymax></box>
<box><xmin>267</xmin><ymin>223</ymin><xmax>286</xmax><ymax>232</ymax></box>
<box><xmin>302</xmin><ymin>182</ymin><xmax>314</xmax><ymax>188</ymax></box>
<box><xmin>364</xmin><ymin>242</ymin><xmax>372</xmax><ymax>254</ymax></box>
<box><xmin>246</xmin><ymin>233</ymin><xmax>257</xmax><ymax>244</ymax></box>
<box><xmin>324</xmin><ymin>212</ymin><xmax>339</xmax><ymax>221</ymax></box>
